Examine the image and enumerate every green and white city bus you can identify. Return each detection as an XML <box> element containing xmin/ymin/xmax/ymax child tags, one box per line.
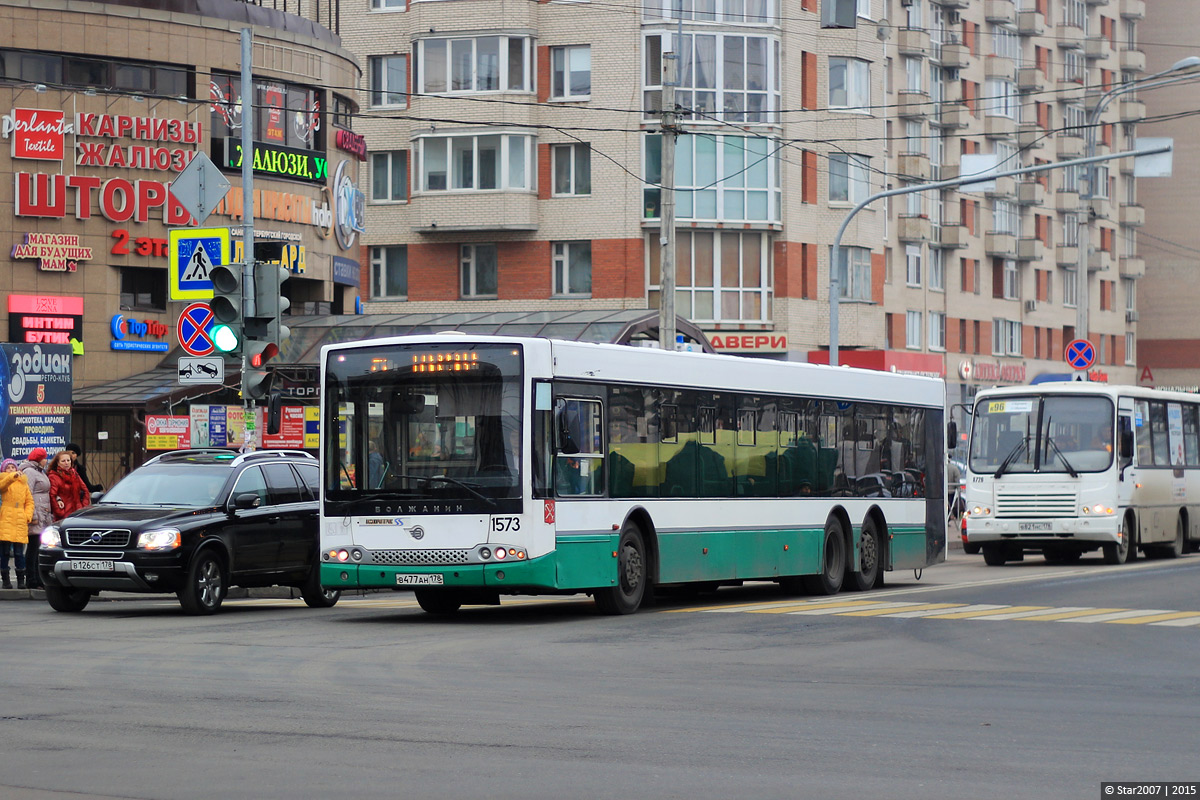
<box><xmin>319</xmin><ymin>334</ymin><xmax>947</xmax><ymax>614</ymax></box>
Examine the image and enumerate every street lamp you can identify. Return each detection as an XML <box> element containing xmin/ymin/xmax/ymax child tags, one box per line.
<box><xmin>1075</xmin><ymin>55</ymin><xmax>1200</xmax><ymax>344</ymax></box>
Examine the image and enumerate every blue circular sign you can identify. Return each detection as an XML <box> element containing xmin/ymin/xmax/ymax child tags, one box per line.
<box><xmin>1064</xmin><ymin>339</ymin><xmax>1095</xmax><ymax>371</ymax></box>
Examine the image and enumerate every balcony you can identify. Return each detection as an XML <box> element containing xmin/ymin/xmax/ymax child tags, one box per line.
<box><xmin>1120</xmin><ymin>0</ymin><xmax>1145</xmax><ymax>18</ymax></box>
<box><xmin>985</xmin><ymin>114</ymin><xmax>1017</xmax><ymax>138</ymax></box>
<box><xmin>1119</xmin><ymin>256</ymin><xmax>1145</xmax><ymax>277</ymax></box>
<box><xmin>1085</xmin><ymin>0</ymin><xmax>1109</xmax><ymax>5</ymax></box>
<box><xmin>934</xmin><ymin>224</ymin><xmax>969</xmax><ymax>249</ymax></box>
<box><xmin>986</xmin><ymin>55</ymin><xmax>1016</xmax><ymax>80</ymax></box>
<box><xmin>897</xmin><ymin>28</ymin><xmax>931</xmax><ymax>58</ymax></box>
<box><xmin>1017</xmin><ymin>66</ymin><xmax>1045</xmax><ymax>92</ymax></box>
<box><xmin>986</xmin><ymin>233</ymin><xmax>1018</xmax><ymax>257</ymax></box>
<box><xmin>1056</xmin><ymin>244</ymin><xmax>1079</xmax><ymax>266</ymax></box>
<box><xmin>1018</xmin><ymin>123</ymin><xmax>1046</xmax><ymax>150</ymax></box>
<box><xmin>413</xmin><ymin>192</ymin><xmax>538</xmax><ymax>232</ymax></box>
<box><xmin>897</xmin><ymin>153</ymin><xmax>931</xmax><ymax>181</ymax></box>
<box><xmin>1056</xmin><ymin>23</ymin><xmax>1084</xmax><ymax>49</ymax></box>
<box><xmin>985</xmin><ymin>0</ymin><xmax>1016</xmax><ymax>24</ymax></box>
<box><xmin>932</xmin><ymin>102</ymin><xmax>970</xmax><ymax>129</ymax></box>
<box><xmin>1018</xmin><ymin>180</ymin><xmax>1045</xmax><ymax>206</ymax></box>
<box><xmin>1017</xmin><ymin>10</ymin><xmax>1045</xmax><ymax>36</ymax></box>
<box><xmin>897</xmin><ymin>89</ymin><xmax>932</xmax><ymax>119</ymax></box>
<box><xmin>1056</xmin><ymin>190</ymin><xmax>1080</xmax><ymax>212</ymax></box>
<box><xmin>1017</xmin><ymin>238</ymin><xmax>1044</xmax><ymax>262</ymax></box>
<box><xmin>1120</xmin><ymin>48</ymin><xmax>1146</xmax><ymax>72</ymax></box>
<box><xmin>1116</xmin><ymin>155</ymin><xmax>1135</xmax><ymax>174</ymax></box>
<box><xmin>1085</xmin><ymin>36</ymin><xmax>1111</xmax><ymax>60</ymax></box>
<box><xmin>1120</xmin><ymin>99</ymin><xmax>1146</xmax><ymax>123</ymax></box>
<box><xmin>1057</xmin><ymin>135</ymin><xmax>1085</xmax><ymax>158</ymax></box>
<box><xmin>1120</xmin><ymin>203</ymin><xmax>1146</xmax><ymax>226</ymax></box>
<box><xmin>898</xmin><ymin>215</ymin><xmax>932</xmax><ymax>243</ymax></box>
<box><xmin>1089</xmin><ymin>250</ymin><xmax>1112</xmax><ymax>273</ymax></box>
<box><xmin>986</xmin><ymin>176</ymin><xmax>1017</xmax><ymax>199</ymax></box>
<box><xmin>939</xmin><ymin>42</ymin><xmax>970</xmax><ymax>70</ymax></box>
<box><xmin>932</xmin><ymin>0</ymin><xmax>970</xmax><ymax>8</ymax></box>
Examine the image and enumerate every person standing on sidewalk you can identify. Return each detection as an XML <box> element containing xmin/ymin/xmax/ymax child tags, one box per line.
<box><xmin>65</xmin><ymin>443</ymin><xmax>103</xmax><ymax>494</ymax></box>
<box><xmin>19</xmin><ymin>448</ymin><xmax>52</xmax><ymax>590</ymax></box>
<box><xmin>48</xmin><ymin>450</ymin><xmax>90</xmax><ymax>521</ymax></box>
<box><xmin>0</xmin><ymin>458</ymin><xmax>34</xmax><ymax>589</ymax></box>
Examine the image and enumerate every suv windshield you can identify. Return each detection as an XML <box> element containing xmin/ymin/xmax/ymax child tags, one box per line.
<box><xmin>100</xmin><ymin>465</ymin><xmax>231</xmax><ymax>507</ymax></box>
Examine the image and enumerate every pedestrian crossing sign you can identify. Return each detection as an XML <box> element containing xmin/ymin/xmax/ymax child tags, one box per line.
<box><xmin>168</xmin><ymin>228</ymin><xmax>231</xmax><ymax>301</ymax></box>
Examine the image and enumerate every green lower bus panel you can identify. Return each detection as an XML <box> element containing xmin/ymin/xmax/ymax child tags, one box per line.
<box><xmin>888</xmin><ymin>527</ymin><xmax>928</xmax><ymax>570</ymax></box>
<box><xmin>656</xmin><ymin>528</ymin><xmax>821</xmax><ymax>584</ymax></box>
<box><xmin>320</xmin><ymin>556</ymin><xmax>560</xmax><ymax>592</ymax></box>
<box><xmin>555</xmin><ymin>535</ymin><xmax>620</xmax><ymax>590</ymax></box>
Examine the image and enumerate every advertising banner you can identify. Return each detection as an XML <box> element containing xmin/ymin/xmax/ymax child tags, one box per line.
<box><xmin>0</xmin><ymin>343</ymin><xmax>73</xmax><ymax>460</ymax></box>
<box><xmin>146</xmin><ymin>415</ymin><xmax>190</xmax><ymax>450</ymax></box>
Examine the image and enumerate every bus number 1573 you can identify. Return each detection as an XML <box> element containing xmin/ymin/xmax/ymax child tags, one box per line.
<box><xmin>491</xmin><ymin>516</ymin><xmax>521</xmax><ymax>533</ymax></box>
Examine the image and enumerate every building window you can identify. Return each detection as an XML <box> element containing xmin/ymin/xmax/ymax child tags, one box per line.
<box><xmin>643</xmin><ymin>33</ymin><xmax>780</xmax><ymax>123</ymax></box>
<box><xmin>417</xmin><ymin>36</ymin><xmax>531</xmax><ymax>94</ymax></box>
<box><xmin>991</xmin><ymin>24</ymin><xmax>1020</xmax><ymax>61</ymax></box>
<box><xmin>553</xmin><ymin>143</ymin><xmax>591</xmax><ymax>195</ymax></box>
<box><xmin>984</xmin><ymin>78</ymin><xmax>1017</xmax><ymax>119</ymax></box>
<box><xmin>371</xmin><ymin>151</ymin><xmax>407</xmax><ymax>202</ymax></box>
<box><xmin>650</xmin><ymin>230</ymin><xmax>772</xmax><ymax>324</ymax></box>
<box><xmin>369</xmin><ymin>55</ymin><xmax>407</xmax><ymax>107</ymax></box>
<box><xmin>993</xmin><ymin>199</ymin><xmax>1018</xmax><ymax>236</ymax></box>
<box><xmin>370</xmin><ymin>246</ymin><xmax>407</xmax><ymax>299</ymax></box>
<box><xmin>461</xmin><ymin>244</ymin><xmax>498</xmax><ymax>298</ymax></box>
<box><xmin>643</xmin><ymin>0</ymin><xmax>776</xmax><ymax>25</ymax></box>
<box><xmin>833</xmin><ymin>245</ymin><xmax>872</xmax><ymax>301</ymax></box>
<box><xmin>1064</xmin><ymin>104</ymin><xmax>1087</xmax><ymax>136</ymax></box>
<box><xmin>1125</xmin><ymin>332</ymin><xmax>1135</xmax><ymax>365</ymax></box>
<box><xmin>1124</xmin><ymin>277</ymin><xmax>1136</xmax><ymax>312</ymax></box>
<box><xmin>644</xmin><ymin>134</ymin><xmax>781</xmax><ymax>222</ymax></box>
<box><xmin>929</xmin><ymin>311</ymin><xmax>946</xmax><ymax>351</ymax></box>
<box><xmin>1003</xmin><ymin>259</ymin><xmax>1019</xmax><ymax>300</ymax></box>
<box><xmin>829</xmin><ymin>57</ymin><xmax>870</xmax><ymax>110</ymax></box>
<box><xmin>371</xmin><ymin>0</ymin><xmax>404</xmax><ymax>8</ymax></box>
<box><xmin>930</xmin><ymin>248</ymin><xmax>945</xmax><ymax>291</ymax></box>
<box><xmin>119</xmin><ymin>267</ymin><xmax>166</xmax><ymax>312</ymax></box>
<box><xmin>332</xmin><ymin>94</ymin><xmax>356</xmax><ymax>129</ymax></box>
<box><xmin>418</xmin><ymin>134</ymin><xmax>531</xmax><ymax>192</ymax></box>
<box><xmin>551</xmin><ymin>46</ymin><xmax>591</xmax><ymax>99</ymax></box>
<box><xmin>1063</xmin><ymin>268</ymin><xmax>1078</xmax><ymax>308</ymax></box>
<box><xmin>553</xmin><ymin>241</ymin><xmax>592</xmax><ymax>296</ymax></box>
<box><xmin>829</xmin><ymin>153</ymin><xmax>870</xmax><ymax>204</ymax></box>
<box><xmin>906</xmin><ymin>311</ymin><xmax>922</xmax><ymax>350</ymax></box>
<box><xmin>905</xmin><ymin>244</ymin><xmax>922</xmax><ymax>287</ymax></box>
<box><xmin>992</xmin><ymin>318</ymin><xmax>1022</xmax><ymax>355</ymax></box>
<box><xmin>904</xmin><ymin>57</ymin><xmax>922</xmax><ymax>92</ymax></box>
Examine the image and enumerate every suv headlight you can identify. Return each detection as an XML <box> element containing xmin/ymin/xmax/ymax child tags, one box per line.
<box><xmin>40</xmin><ymin>525</ymin><xmax>61</xmax><ymax>549</ymax></box>
<box><xmin>137</xmin><ymin>528</ymin><xmax>181</xmax><ymax>551</ymax></box>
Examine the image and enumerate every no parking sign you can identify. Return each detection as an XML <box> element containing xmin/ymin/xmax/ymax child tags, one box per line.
<box><xmin>177</xmin><ymin>302</ymin><xmax>216</xmax><ymax>356</ymax></box>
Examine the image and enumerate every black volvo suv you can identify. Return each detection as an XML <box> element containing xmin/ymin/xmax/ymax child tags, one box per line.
<box><xmin>38</xmin><ymin>449</ymin><xmax>339</xmax><ymax>615</ymax></box>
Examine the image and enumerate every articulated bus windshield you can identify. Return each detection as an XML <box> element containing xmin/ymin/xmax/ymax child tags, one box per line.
<box><xmin>323</xmin><ymin>342</ymin><xmax>523</xmax><ymax>513</ymax></box>
<box><xmin>969</xmin><ymin>394</ymin><xmax>1115</xmax><ymax>475</ymax></box>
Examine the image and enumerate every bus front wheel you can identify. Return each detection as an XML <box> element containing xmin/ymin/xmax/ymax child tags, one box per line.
<box><xmin>1103</xmin><ymin>517</ymin><xmax>1136</xmax><ymax>565</ymax></box>
<box><xmin>803</xmin><ymin>518</ymin><xmax>846</xmax><ymax>596</ymax></box>
<box><xmin>594</xmin><ymin>523</ymin><xmax>647</xmax><ymax>615</ymax></box>
<box><xmin>981</xmin><ymin>544</ymin><xmax>1008</xmax><ymax>567</ymax></box>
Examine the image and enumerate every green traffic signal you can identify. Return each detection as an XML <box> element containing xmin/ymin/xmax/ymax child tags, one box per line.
<box><xmin>211</xmin><ymin>323</ymin><xmax>240</xmax><ymax>353</ymax></box>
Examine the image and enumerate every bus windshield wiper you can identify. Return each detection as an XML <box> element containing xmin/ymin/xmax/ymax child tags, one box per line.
<box><xmin>393</xmin><ymin>473</ymin><xmax>497</xmax><ymax>508</ymax></box>
<box><xmin>1043</xmin><ymin>428</ymin><xmax>1079</xmax><ymax>478</ymax></box>
<box><xmin>994</xmin><ymin>436</ymin><xmax>1028</xmax><ymax>478</ymax></box>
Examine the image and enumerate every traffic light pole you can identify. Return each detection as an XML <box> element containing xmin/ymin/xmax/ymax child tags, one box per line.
<box><xmin>239</xmin><ymin>27</ymin><xmax>257</xmax><ymax>451</ymax></box>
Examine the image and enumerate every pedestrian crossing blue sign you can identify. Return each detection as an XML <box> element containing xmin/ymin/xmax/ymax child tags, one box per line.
<box><xmin>168</xmin><ymin>228</ymin><xmax>230</xmax><ymax>301</ymax></box>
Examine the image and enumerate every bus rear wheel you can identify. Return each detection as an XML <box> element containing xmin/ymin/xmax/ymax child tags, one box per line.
<box><xmin>803</xmin><ymin>518</ymin><xmax>846</xmax><ymax>596</ymax></box>
<box><xmin>415</xmin><ymin>589</ymin><xmax>462</xmax><ymax>615</ymax></box>
<box><xmin>1103</xmin><ymin>517</ymin><xmax>1136</xmax><ymax>565</ymax></box>
<box><xmin>594</xmin><ymin>523</ymin><xmax>647</xmax><ymax>615</ymax></box>
<box><xmin>845</xmin><ymin>517</ymin><xmax>881</xmax><ymax>592</ymax></box>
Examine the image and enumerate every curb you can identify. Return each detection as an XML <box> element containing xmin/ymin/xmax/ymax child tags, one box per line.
<box><xmin>0</xmin><ymin>586</ymin><xmax>303</xmax><ymax>602</ymax></box>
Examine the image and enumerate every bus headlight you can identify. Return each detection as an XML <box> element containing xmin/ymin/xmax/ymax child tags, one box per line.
<box><xmin>1085</xmin><ymin>504</ymin><xmax>1114</xmax><ymax>515</ymax></box>
<box><xmin>971</xmin><ymin>506</ymin><xmax>992</xmax><ymax>517</ymax></box>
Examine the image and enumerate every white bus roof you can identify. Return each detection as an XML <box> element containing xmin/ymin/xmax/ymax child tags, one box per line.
<box><xmin>974</xmin><ymin>383</ymin><xmax>1200</xmax><ymax>405</ymax></box>
<box><xmin>321</xmin><ymin>334</ymin><xmax>945</xmax><ymax>408</ymax></box>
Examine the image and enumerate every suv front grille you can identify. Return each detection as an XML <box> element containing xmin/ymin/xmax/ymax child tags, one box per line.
<box><xmin>370</xmin><ymin>549</ymin><xmax>471</xmax><ymax>565</ymax></box>
<box><xmin>66</xmin><ymin>529</ymin><xmax>132</xmax><ymax>548</ymax></box>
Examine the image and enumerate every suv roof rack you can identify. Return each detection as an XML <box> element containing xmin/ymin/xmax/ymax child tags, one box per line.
<box><xmin>231</xmin><ymin>449</ymin><xmax>316</xmax><ymax>467</ymax></box>
<box><xmin>143</xmin><ymin>448</ymin><xmax>237</xmax><ymax>466</ymax></box>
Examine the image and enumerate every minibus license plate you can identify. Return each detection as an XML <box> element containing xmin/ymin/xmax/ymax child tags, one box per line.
<box><xmin>396</xmin><ymin>574</ymin><xmax>443</xmax><ymax>586</ymax></box>
<box><xmin>1019</xmin><ymin>522</ymin><xmax>1052</xmax><ymax>532</ymax></box>
<box><xmin>70</xmin><ymin>560</ymin><xmax>115</xmax><ymax>571</ymax></box>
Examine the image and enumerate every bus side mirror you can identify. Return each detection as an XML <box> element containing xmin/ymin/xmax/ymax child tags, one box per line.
<box><xmin>946</xmin><ymin>421</ymin><xmax>958</xmax><ymax>445</ymax></box>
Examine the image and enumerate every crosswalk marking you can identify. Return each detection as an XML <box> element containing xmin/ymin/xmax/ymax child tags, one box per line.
<box><xmin>917</xmin><ymin>604</ymin><xmax>1011</xmax><ymax>619</ymax></box>
<box><xmin>1062</xmin><ymin>609</ymin><xmax>1175</xmax><ymax>623</ymax></box>
<box><xmin>1106</xmin><ymin>611</ymin><xmax>1200</xmax><ymax>625</ymax></box>
<box><xmin>836</xmin><ymin>602</ymin><xmax>964</xmax><ymax>617</ymax></box>
<box><xmin>1013</xmin><ymin>607</ymin><xmax>1123</xmax><ymax>622</ymax></box>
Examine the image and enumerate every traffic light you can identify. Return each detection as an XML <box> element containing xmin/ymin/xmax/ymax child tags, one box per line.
<box><xmin>241</xmin><ymin>244</ymin><xmax>291</xmax><ymax>401</ymax></box>
<box><xmin>208</xmin><ymin>262</ymin><xmax>244</xmax><ymax>354</ymax></box>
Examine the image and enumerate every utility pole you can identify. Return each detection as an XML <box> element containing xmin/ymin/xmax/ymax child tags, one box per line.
<box><xmin>658</xmin><ymin>34</ymin><xmax>679</xmax><ymax>351</ymax></box>
<box><xmin>240</xmin><ymin>27</ymin><xmax>257</xmax><ymax>451</ymax></box>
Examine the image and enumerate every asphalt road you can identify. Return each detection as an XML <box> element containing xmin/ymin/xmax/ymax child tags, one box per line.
<box><xmin>1</xmin><ymin>551</ymin><xmax>1197</xmax><ymax>800</ymax></box>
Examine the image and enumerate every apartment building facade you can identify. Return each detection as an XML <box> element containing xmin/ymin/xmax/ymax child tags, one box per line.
<box><xmin>342</xmin><ymin>0</ymin><xmax>1145</xmax><ymax>422</ymax></box>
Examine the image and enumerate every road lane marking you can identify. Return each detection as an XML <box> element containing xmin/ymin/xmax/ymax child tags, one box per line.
<box><xmin>1013</xmin><ymin>607</ymin><xmax>1123</xmax><ymax>621</ymax></box>
<box><xmin>836</xmin><ymin>602</ymin><xmax>965</xmax><ymax>617</ymax></box>
<box><xmin>1061</xmin><ymin>609</ymin><xmax>1175</xmax><ymax>623</ymax></box>
<box><xmin>918</xmin><ymin>604</ymin><xmax>1012</xmax><ymax>619</ymax></box>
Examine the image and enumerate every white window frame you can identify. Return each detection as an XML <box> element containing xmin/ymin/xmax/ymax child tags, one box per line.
<box><xmin>829</xmin><ymin>152</ymin><xmax>870</xmax><ymax>205</ymax></box>
<box><xmin>1003</xmin><ymin>258</ymin><xmax>1019</xmax><ymax>300</ymax></box>
<box><xmin>416</xmin><ymin>36</ymin><xmax>531</xmax><ymax>94</ymax></box>
<box><xmin>1063</xmin><ymin>267</ymin><xmax>1079</xmax><ymax>308</ymax></box>
<box><xmin>984</xmin><ymin>78</ymin><xmax>1017</xmax><ymax>119</ymax></box>
<box><xmin>1125</xmin><ymin>332</ymin><xmax>1135</xmax><ymax>365</ymax></box>
<box><xmin>552</xmin><ymin>241</ymin><xmax>593</xmax><ymax>296</ymax></box>
<box><xmin>993</xmin><ymin>199</ymin><xmax>1018</xmax><ymax>236</ymax></box>
<box><xmin>643</xmin><ymin>33</ymin><xmax>781</xmax><ymax>124</ymax></box>
<box><xmin>370</xmin><ymin>245</ymin><xmax>407</xmax><ymax>299</ymax></box>
<box><xmin>552</xmin><ymin>143</ymin><xmax>591</xmax><ymax>196</ymax></box>
<box><xmin>906</xmin><ymin>310</ymin><xmax>922</xmax><ymax>350</ymax></box>
<box><xmin>551</xmin><ymin>45</ymin><xmax>591</xmax><ymax>100</ymax></box>
<box><xmin>991</xmin><ymin>24</ymin><xmax>1020</xmax><ymax>62</ymax></box>
<box><xmin>371</xmin><ymin>151</ymin><xmax>407</xmax><ymax>203</ymax></box>
<box><xmin>929</xmin><ymin>311</ymin><xmax>946</xmax><ymax>351</ymax></box>
<box><xmin>828</xmin><ymin>57</ymin><xmax>870</xmax><ymax>112</ymax></box>
<box><xmin>657</xmin><ymin>230</ymin><xmax>773</xmax><ymax>324</ymax></box>
<box><xmin>833</xmin><ymin>245</ymin><xmax>872</xmax><ymax>301</ymax></box>
<box><xmin>1006</xmin><ymin>320</ymin><xmax>1022</xmax><ymax>355</ymax></box>
<box><xmin>369</xmin><ymin>55</ymin><xmax>407</xmax><ymax>107</ymax></box>
<box><xmin>417</xmin><ymin>133</ymin><xmax>532</xmax><ymax>193</ymax></box>
<box><xmin>904</xmin><ymin>57</ymin><xmax>923</xmax><ymax>93</ymax></box>
<box><xmin>930</xmin><ymin>248</ymin><xmax>945</xmax><ymax>291</ymax></box>
<box><xmin>460</xmin><ymin>244</ymin><xmax>498</xmax><ymax>298</ymax></box>
<box><xmin>370</xmin><ymin>0</ymin><xmax>405</xmax><ymax>8</ymax></box>
<box><xmin>644</xmin><ymin>133</ymin><xmax>781</xmax><ymax>222</ymax></box>
<box><xmin>905</xmin><ymin>244</ymin><xmax>922</xmax><ymax>287</ymax></box>
<box><xmin>642</xmin><ymin>0</ymin><xmax>777</xmax><ymax>25</ymax></box>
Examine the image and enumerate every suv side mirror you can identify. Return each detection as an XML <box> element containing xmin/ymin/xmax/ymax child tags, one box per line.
<box><xmin>232</xmin><ymin>492</ymin><xmax>261</xmax><ymax>511</ymax></box>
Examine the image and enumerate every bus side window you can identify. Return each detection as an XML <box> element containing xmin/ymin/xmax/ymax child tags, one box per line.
<box><xmin>1118</xmin><ymin>416</ymin><xmax>1134</xmax><ymax>464</ymax></box>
